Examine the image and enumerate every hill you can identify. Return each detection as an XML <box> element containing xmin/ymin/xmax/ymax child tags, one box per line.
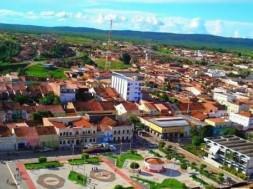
<box><xmin>0</xmin><ymin>23</ymin><xmax>253</xmax><ymax>51</ymax></box>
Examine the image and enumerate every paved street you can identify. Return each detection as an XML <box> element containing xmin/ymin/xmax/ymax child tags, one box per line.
<box><xmin>0</xmin><ymin>163</ymin><xmax>17</xmax><ymax>189</ymax></box>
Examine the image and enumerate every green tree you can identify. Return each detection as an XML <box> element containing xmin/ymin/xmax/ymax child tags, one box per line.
<box><xmin>114</xmin><ymin>185</ymin><xmax>124</xmax><ymax>189</ymax></box>
<box><xmin>180</xmin><ymin>163</ymin><xmax>187</xmax><ymax>170</ymax></box>
<box><xmin>223</xmin><ymin>127</ymin><xmax>236</xmax><ymax>136</ymax></box>
<box><xmin>81</xmin><ymin>153</ymin><xmax>89</xmax><ymax>160</ymax></box>
<box><xmin>83</xmin><ymin>54</ymin><xmax>95</xmax><ymax>65</ymax></box>
<box><xmin>14</xmin><ymin>94</ymin><xmax>33</xmax><ymax>105</ymax></box>
<box><xmin>40</xmin><ymin>93</ymin><xmax>60</xmax><ymax>105</ymax></box>
<box><xmin>199</xmin><ymin>125</ymin><xmax>214</xmax><ymax>138</ymax></box>
<box><xmin>190</xmin><ymin>126</ymin><xmax>199</xmax><ymax>136</ymax></box>
<box><xmin>120</xmin><ymin>53</ymin><xmax>131</xmax><ymax>64</ymax></box>
<box><xmin>200</xmin><ymin>164</ymin><xmax>207</xmax><ymax>170</ymax></box>
<box><xmin>39</xmin><ymin>156</ymin><xmax>47</xmax><ymax>163</ymax></box>
<box><xmin>158</xmin><ymin>141</ymin><xmax>165</xmax><ymax>149</ymax></box>
<box><xmin>32</xmin><ymin>111</ymin><xmax>53</xmax><ymax>121</ymax></box>
<box><xmin>130</xmin><ymin>162</ymin><xmax>140</xmax><ymax>170</ymax></box>
<box><xmin>192</xmin><ymin>136</ymin><xmax>203</xmax><ymax>146</ymax></box>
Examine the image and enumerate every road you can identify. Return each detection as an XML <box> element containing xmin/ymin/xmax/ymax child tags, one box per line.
<box><xmin>0</xmin><ymin>163</ymin><xmax>18</xmax><ymax>189</ymax></box>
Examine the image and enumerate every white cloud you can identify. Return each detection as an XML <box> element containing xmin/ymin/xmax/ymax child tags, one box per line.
<box><xmin>40</xmin><ymin>11</ymin><xmax>55</xmax><ymax>17</ymax></box>
<box><xmin>0</xmin><ymin>9</ymin><xmax>22</xmax><ymax>17</ymax></box>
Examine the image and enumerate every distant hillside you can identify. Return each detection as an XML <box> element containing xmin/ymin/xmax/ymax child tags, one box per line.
<box><xmin>1</xmin><ymin>23</ymin><xmax>253</xmax><ymax>51</ymax></box>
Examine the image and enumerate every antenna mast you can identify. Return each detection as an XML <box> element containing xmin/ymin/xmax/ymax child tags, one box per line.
<box><xmin>105</xmin><ymin>19</ymin><xmax>113</xmax><ymax>70</ymax></box>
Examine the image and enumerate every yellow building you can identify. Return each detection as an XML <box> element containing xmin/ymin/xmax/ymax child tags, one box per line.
<box><xmin>36</xmin><ymin>126</ymin><xmax>59</xmax><ymax>148</ymax></box>
<box><xmin>139</xmin><ymin>116</ymin><xmax>190</xmax><ymax>141</ymax></box>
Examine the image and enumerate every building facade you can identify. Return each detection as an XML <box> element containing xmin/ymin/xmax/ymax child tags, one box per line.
<box><xmin>229</xmin><ymin>112</ymin><xmax>253</xmax><ymax>130</ymax></box>
<box><xmin>111</xmin><ymin>72</ymin><xmax>142</xmax><ymax>102</ymax></box>
<box><xmin>205</xmin><ymin>136</ymin><xmax>253</xmax><ymax>176</ymax></box>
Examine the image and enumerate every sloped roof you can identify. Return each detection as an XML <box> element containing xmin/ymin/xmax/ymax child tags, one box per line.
<box><xmin>239</xmin><ymin>111</ymin><xmax>253</xmax><ymax>118</ymax></box>
<box><xmin>36</xmin><ymin>126</ymin><xmax>57</xmax><ymax>135</ymax></box>
<box><xmin>99</xmin><ymin>116</ymin><xmax>118</xmax><ymax>127</ymax></box>
<box><xmin>50</xmin><ymin>121</ymin><xmax>66</xmax><ymax>129</ymax></box>
<box><xmin>72</xmin><ymin>118</ymin><xmax>94</xmax><ymax>128</ymax></box>
<box><xmin>0</xmin><ymin>126</ymin><xmax>12</xmax><ymax>137</ymax></box>
<box><xmin>122</xmin><ymin>102</ymin><xmax>139</xmax><ymax>111</ymax></box>
<box><xmin>14</xmin><ymin>127</ymin><xmax>38</xmax><ymax>137</ymax></box>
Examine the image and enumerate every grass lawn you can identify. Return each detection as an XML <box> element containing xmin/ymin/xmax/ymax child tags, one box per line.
<box><xmin>25</xmin><ymin>161</ymin><xmax>62</xmax><ymax>170</ymax></box>
<box><xmin>59</xmin><ymin>36</ymin><xmax>92</xmax><ymax>45</ymax></box>
<box><xmin>68</xmin><ymin>157</ymin><xmax>101</xmax><ymax>165</ymax></box>
<box><xmin>117</xmin><ymin>152</ymin><xmax>144</xmax><ymax>168</ymax></box>
<box><xmin>95</xmin><ymin>59</ymin><xmax>131</xmax><ymax>70</ymax></box>
<box><xmin>24</xmin><ymin>64</ymin><xmax>67</xmax><ymax>79</ymax></box>
<box><xmin>68</xmin><ymin>170</ymin><xmax>87</xmax><ymax>186</ymax></box>
<box><xmin>132</xmin><ymin>177</ymin><xmax>186</xmax><ymax>189</ymax></box>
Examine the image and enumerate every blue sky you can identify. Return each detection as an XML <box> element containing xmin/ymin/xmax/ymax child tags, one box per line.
<box><xmin>1</xmin><ymin>0</ymin><xmax>253</xmax><ymax>38</ymax></box>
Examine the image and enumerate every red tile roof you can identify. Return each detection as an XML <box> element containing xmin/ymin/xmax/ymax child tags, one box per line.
<box><xmin>145</xmin><ymin>158</ymin><xmax>164</xmax><ymax>165</ymax></box>
<box><xmin>239</xmin><ymin>112</ymin><xmax>253</xmax><ymax>118</ymax></box>
<box><xmin>144</xmin><ymin>103</ymin><xmax>157</xmax><ymax>111</ymax></box>
<box><xmin>0</xmin><ymin>126</ymin><xmax>12</xmax><ymax>137</ymax></box>
<box><xmin>14</xmin><ymin>127</ymin><xmax>38</xmax><ymax>137</ymax></box>
<box><xmin>122</xmin><ymin>102</ymin><xmax>139</xmax><ymax>112</ymax></box>
<box><xmin>50</xmin><ymin>121</ymin><xmax>66</xmax><ymax>129</ymax></box>
<box><xmin>72</xmin><ymin>118</ymin><xmax>94</xmax><ymax>128</ymax></box>
<box><xmin>36</xmin><ymin>126</ymin><xmax>57</xmax><ymax>135</ymax></box>
<box><xmin>99</xmin><ymin>116</ymin><xmax>118</xmax><ymax>127</ymax></box>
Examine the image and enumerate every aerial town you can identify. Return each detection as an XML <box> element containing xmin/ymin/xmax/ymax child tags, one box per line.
<box><xmin>0</xmin><ymin>2</ymin><xmax>253</xmax><ymax>189</ymax></box>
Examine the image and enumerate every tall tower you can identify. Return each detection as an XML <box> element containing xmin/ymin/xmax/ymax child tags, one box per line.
<box><xmin>105</xmin><ymin>19</ymin><xmax>113</xmax><ymax>70</ymax></box>
<box><xmin>145</xmin><ymin>40</ymin><xmax>152</xmax><ymax>64</ymax></box>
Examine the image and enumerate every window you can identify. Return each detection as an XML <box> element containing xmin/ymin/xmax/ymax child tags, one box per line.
<box><xmin>127</xmin><ymin>92</ymin><xmax>129</xmax><ymax>95</ymax></box>
<box><xmin>93</xmin><ymin>138</ymin><xmax>95</xmax><ymax>142</ymax></box>
<box><xmin>60</xmin><ymin>141</ymin><xmax>62</xmax><ymax>144</ymax></box>
<box><xmin>60</xmin><ymin>133</ymin><xmax>62</xmax><ymax>136</ymax></box>
<box><xmin>93</xmin><ymin>131</ymin><xmax>96</xmax><ymax>134</ymax></box>
<box><xmin>114</xmin><ymin>131</ymin><xmax>116</xmax><ymax>135</ymax></box>
<box><xmin>70</xmin><ymin>132</ymin><xmax>72</xmax><ymax>135</ymax></box>
<box><xmin>118</xmin><ymin>130</ymin><xmax>120</xmax><ymax>134</ymax></box>
<box><xmin>88</xmin><ymin>131</ymin><xmax>90</xmax><ymax>134</ymax></box>
<box><xmin>72</xmin><ymin>140</ymin><xmax>74</xmax><ymax>143</ymax></box>
<box><xmin>90</xmin><ymin>138</ymin><xmax>92</xmax><ymax>142</ymax></box>
<box><xmin>123</xmin><ymin>130</ymin><xmax>125</xmax><ymax>134</ymax></box>
<box><xmin>127</xmin><ymin>130</ymin><xmax>129</xmax><ymax>134</ymax></box>
<box><xmin>68</xmin><ymin>140</ymin><xmax>70</xmax><ymax>144</ymax></box>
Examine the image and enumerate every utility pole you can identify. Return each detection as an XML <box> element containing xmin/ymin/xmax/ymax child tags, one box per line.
<box><xmin>105</xmin><ymin>19</ymin><xmax>113</xmax><ymax>70</ymax></box>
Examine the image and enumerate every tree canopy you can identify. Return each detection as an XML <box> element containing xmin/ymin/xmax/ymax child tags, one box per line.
<box><xmin>120</xmin><ymin>53</ymin><xmax>131</xmax><ymax>64</ymax></box>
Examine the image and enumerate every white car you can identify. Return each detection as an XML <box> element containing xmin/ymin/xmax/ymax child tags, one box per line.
<box><xmin>39</xmin><ymin>147</ymin><xmax>53</xmax><ymax>152</ymax></box>
<box><xmin>109</xmin><ymin>145</ymin><xmax>116</xmax><ymax>151</ymax></box>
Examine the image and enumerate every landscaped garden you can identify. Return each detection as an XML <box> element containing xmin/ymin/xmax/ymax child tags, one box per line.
<box><xmin>95</xmin><ymin>59</ymin><xmax>130</xmax><ymax>70</ymax></box>
<box><xmin>68</xmin><ymin>155</ymin><xmax>101</xmax><ymax>165</ymax></box>
<box><xmin>25</xmin><ymin>156</ymin><xmax>62</xmax><ymax>170</ymax></box>
<box><xmin>68</xmin><ymin>170</ymin><xmax>87</xmax><ymax>186</ymax></box>
<box><xmin>106</xmin><ymin>150</ymin><xmax>144</xmax><ymax>168</ymax></box>
<box><xmin>131</xmin><ymin>176</ymin><xmax>187</xmax><ymax>189</ymax></box>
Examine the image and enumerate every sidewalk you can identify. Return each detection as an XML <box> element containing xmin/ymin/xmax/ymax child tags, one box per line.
<box><xmin>16</xmin><ymin>162</ymin><xmax>36</xmax><ymax>189</ymax></box>
<box><xmin>99</xmin><ymin>156</ymin><xmax>144</xmax><ymax>189</ymax></box>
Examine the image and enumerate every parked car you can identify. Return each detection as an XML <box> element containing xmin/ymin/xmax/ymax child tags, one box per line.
<box><xmin>148</xmin><ymin>143</ymin><xmax>157</xmax><ymax>148</ymax></box>
<box><xmin>109</xmin><ymin>145</ymin><xmax>116</xmax><ymax>151</ymax></box>
<box><xmin>38</xmin><ymin>147</ymin><xmax>53</xmax><ymax>152</ymax></box>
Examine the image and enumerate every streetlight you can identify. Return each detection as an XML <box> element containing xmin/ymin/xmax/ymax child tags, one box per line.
<box><xmin>71</xmin><ymin>145</ymin><xmax>74</xmax><ymax>171</ymax></box>
<box><xmin>120</xmin><ymin>142</ymin><xmax>122</xmax><ymax>154</ymax></box>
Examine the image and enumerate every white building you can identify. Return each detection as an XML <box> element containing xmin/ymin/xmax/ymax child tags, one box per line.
<box><xmin>111</xmin><ymin>72</ymin><xmax>142</xmax><ymax>102</ymax></box>
<box><xmin>60</xmin><ymin>85</ymin><xmax>77</xmax><ymax>104</ymax></box>
<box><xmin>205</xmin><ymin>136</ymin><xmax>253</xmax><ymax>176</ymax></box>
<box><xmin>229</xmin><ymin>112</ymin><xmax>253</xmax><ymax>130</ymax></box>
<box><xmin>213</xmin><ymin>92</ymin><xmax>236</xmax><ymax>106</ymax></box>
<box><xmin>227</xmin><ymin>101</ymin><xmax>250</xmax><ymax>114</ymax></box>
<box><xmin>0</xmin><ymin>126</ymin><xmax>16</xmax><ymax>151</ymax></box>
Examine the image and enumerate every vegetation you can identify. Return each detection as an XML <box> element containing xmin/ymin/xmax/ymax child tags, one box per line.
<box><xmin>222</xmin><ymin>165</ymin><xmax>248</xmax><ymax>180</ymax></box>
<box><xmin>190</xmin><ymin>175</ymin><xmax>208</xmax><ymax>186</ymax></box>
<box><xmin>81</xmin><ymin>153</ymin><xmax>89</xmax><ymax>160</ymax></box>
<box><xmin>14</xmin><ymin>94</ymin><xmax>34</xmax><ymax>105</ymax></box>
<box><xmin>130</xmin><ymin>162</ymin><xmax>140</xmax><ymax>170</ymax></box>
<box><xmin>113</xmin><ymin>185</ymin><xmax>134</xmax><ymax>189</ymax></box>
<box><xmin>24</xmin><ymin>64</ymin><xmax>67</xmax><ymax>78</ymax></box>
<box><xmin>180</xmin><ymin>162</ymin><xmax>188</xmax><ymax>170</ymax></box>
<box><xmin>95</xmin><ymin>59</ymin><xmax>130</xmax><ymax>70</ymax></box>
<box><xmin>39</xmin><ymin>156</ymin><xmax>47</xmax><ymax>163</ymax></box>
<box><xmin>131</xmin><ymin>176</ymin><xmax>187</xmax><ymax>189</ymax></box>
<box><xmin>32</xmin><ymin>111</ymin><xmax>53</xmax><ymax>121</ymax></box>
<box><xmin>68</xmin><ymin>170</ymin><xmax>87</xmax><ymax>186</ymax></box>
<box><xmin>149</xmin><ymin>150</ymin><xmax>162</xmax><ymax>157</ymax></box>
<box><xmin>120</xmin><ymin>52</ymin><xmax>131</xmax><ymax>64</ymax></box>
<box><xmin>40</xmin><ymin>93</ymin><xmax>60</xmax><ymax>105</ymax></box>
<box><xmin>25</xmin><ymin>161</ymin><xmax>62</xmax><ymax>170</ymax></box>
<box><xmin>0</xmin><ymin>40</ymin><xmax>21</xmax><ymax>62</ymax></box>
<box><xmin>68</xmin><ymin>157</ymin><xmax>101</xmax><ymax>165</ymax></box>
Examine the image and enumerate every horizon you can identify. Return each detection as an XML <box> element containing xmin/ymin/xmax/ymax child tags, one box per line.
<box><xmin>0</xmin><ymin>0</ymin><xmax>253</xmax><ymax>39</ymax></box>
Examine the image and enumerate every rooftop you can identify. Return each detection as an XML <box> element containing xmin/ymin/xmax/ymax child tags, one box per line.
<box><xmin>148</xmin><ymin>117</ymin><xmax>189</xmax><ymax>128</ymax></box>
<box><xmin>205</xmin><ymin>136</ymin><xmax>253</xmax><ymax>158</ymax></box>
